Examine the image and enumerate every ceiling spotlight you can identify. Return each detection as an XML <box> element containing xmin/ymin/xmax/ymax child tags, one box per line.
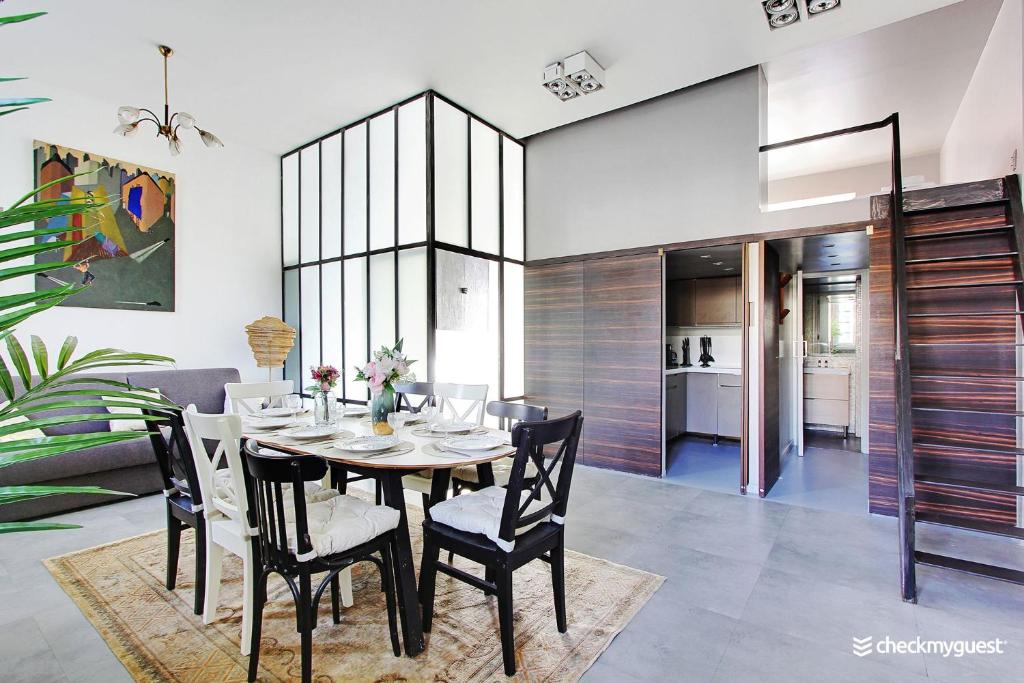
<box><xmin>700</xmin><ymin>254</ymin><xmax>712</xmax><ymax>259</ymax></box>
<box><xmin>807</xmin><ymin>0</ymin><xmax>840</xmax><ymax>15</ymax></box>
<box><xmin>713</xmin><ymin>261</ymin><xmax>724</xmax><ymax>266</ymax></box>
<box><xmin>542</xmin><ymin>50</ymin><xmax>604</xmax><ymax>102</ymax></box>
<box><xmin>762</xmin><ymin>0</ymin><xmax>801</xmax><ymax>29</ymax></box>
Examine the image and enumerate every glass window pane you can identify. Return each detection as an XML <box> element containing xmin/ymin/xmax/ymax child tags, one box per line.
<box><xmin>398</xmin><ymin>97</ymin><xmax>427</xmax><ymax>245</ymax></box>
<box><xmin>502</xmin><ymin>138</ymin><xmax>524</xmax><ymax>261</ymax></box>
<box><xmin>344</xmin><ymin>257</ymin><xmax>367</xmax><ymax>400</ymax></box>
<box><xmin>471</xmin><ymin>121</ymin><xmax>499</xmax><ymax>255</ymax></box>
<box><xmin>398</xmin><ymin>247</ymin><xmax>428</xmax><ymax>378</ymax></box>
<box><xmin>283</xmin><ymin>269</ymin><xmax>300</xmax><ymax>386</ymax></box>
<box><xmin>282</xmin><ymin>154</ymin><xmax>299</xmax><ymax>266</ymax></box>
<box><xmin>370</xmin><ymin>252</ymin><xmax>396</xmax><ymax>352</ymax></box>
<box><xmin>434</xmin><ymin>98</ymin><xmax>468</xmax><ymax>247</ymax></box>
<box><xmin>435</xmin><ymin>250</ymin><xmax>499</xmax><ymax>399</ymax></box>
<box><xmin>321</xmin><ymin>261</ymin><xmax>343</xmax><ymax>372</ymax></box>
<box><xmin>321</xmin><ymin>134</ymin><xmax>342</xmax><ymax>259</ymax></box>
<box><xmin>503</xmin><ymin>263</ymin><xmax>524</xmax><ymax>398</ymax></box>
<box><xmin>370</xmin><ymin>111</ymin><xmax>395</xmax><ymax>250</ymax></box>
<box><xmin>300</xmin><ymin>266</ymin><xmax>321</xmax><ymax>375</ymax></box>
<box><xmin>300</xmin><ymin>146</ymin><xmax>319</xmax><ymax>263</ymax></box>
<box><xmin>344</xmin><ymin>123</ymin><xmax>367</xmax><ymax>254</ymax></box>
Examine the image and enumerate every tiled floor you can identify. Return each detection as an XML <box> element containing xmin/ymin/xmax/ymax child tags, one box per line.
<box><xmin>664</xmin><ymin>435</ymin><xmax>741</xmax><ymax>493</ymax></box>
<box><xmin>4</xmin><ymin>466</ymin><xmax>1024</xmax><ymax>682</ymax></box>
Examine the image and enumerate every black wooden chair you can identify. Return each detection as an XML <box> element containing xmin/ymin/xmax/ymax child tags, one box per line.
<box><xmin>394</xmin><ymin>381</ymin><xmax>435</xmax><ymax>414</ymax></box>
<box><xmin>418</xmin><ymin>411</ymin><xmax>583</xmax><ymax>677</ymax></box>
<box><xmin>243</xmin><ymin>441</ymin><xmax>402</xmax><ymax>683</ymax></box>
<box><xmin>144</xmin><ymin>407</ymin><xmax>206</xmax><ymax>615</ymax></box>
<box><xmin>450</xmin><ymin>400</ymin><xmax>548</xmax><ymax>495</ymax></box>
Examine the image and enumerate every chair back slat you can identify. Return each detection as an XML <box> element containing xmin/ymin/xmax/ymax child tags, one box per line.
<box><xmin>434</xmin><ymin>382</ymin><xmax>488</xmax><ymax>424</ymax></box>
<box><xmin>144</xmin><ymin>407</ymin><xmax>202</xmax><ymax>508</ymax></box>
<box><xmin>394</xmin><ymin>381</ymin><xmax>435</xmax><ymax>413</ymax></box>
<box><xmin>181</xmin><ymin>406</ymin><xmax>250</xmax><ymax>529</ymax></box>
<box><xmin>497</xmin><ymin>411</ymin><xmax>583</xmax><ymax>545</ymax></box>
<box><xmin>225</xmin><ymin>380</ymin><xmax>294</xmax><ymax>415</ymax></box>
<box><xmin>486</xmin><ymin>400</ymin><xmax>547</xmax><ymax>431</ymax></box>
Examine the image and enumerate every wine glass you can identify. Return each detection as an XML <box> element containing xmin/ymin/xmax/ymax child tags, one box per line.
<box><xmin>421</xmin><ymin>404</ymin><xmax>440</xmax><ymax>429</ymax></box>
<box><xmin>387</xmin><ymin>411</ymin><xmax>406</xmax><ymax>433</ymax></box>
<box><xmin>284</xmin><ymin>394</ymin><xmax>302</xmax><ymax>416</ymax></box>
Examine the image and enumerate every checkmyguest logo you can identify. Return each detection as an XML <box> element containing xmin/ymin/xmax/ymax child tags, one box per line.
<box><xmin>852</xmin><ymin>635</ymin><xmax>1008</xmax><ymax>658</ymax></box>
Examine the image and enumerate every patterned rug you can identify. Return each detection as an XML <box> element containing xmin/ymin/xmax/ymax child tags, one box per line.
<box><xmin>44</xmin><ymin>502</ymin><xmax>662</xmax><ymax>682</ymax></box>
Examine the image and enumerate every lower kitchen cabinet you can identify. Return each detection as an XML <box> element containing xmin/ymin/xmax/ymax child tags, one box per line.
<box><xmin>686</xmin><ymin>373</ymin><xmax>718</xmax><ymax>435</ymax></box>
<box><xmin>717</xmin><ymin>382</ymin><xmax>741</xmax><ymax>439</ymax></box>
<box><xmin>665</xmin><ymin>374</ymin><xmax>687</xmax><ymax>439</ymax></box>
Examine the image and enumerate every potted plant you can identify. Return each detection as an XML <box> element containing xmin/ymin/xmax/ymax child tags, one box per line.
<box><xmin>354</xmin><ymin>340</ymin><xmax>415</xmax><ymax>435</ymax></box>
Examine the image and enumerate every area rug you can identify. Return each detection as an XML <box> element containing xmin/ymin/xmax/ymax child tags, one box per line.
<box><xmin>44</xmin><ymin>502</ymin><xmax>662</xmax><ymax>682</ymax></box>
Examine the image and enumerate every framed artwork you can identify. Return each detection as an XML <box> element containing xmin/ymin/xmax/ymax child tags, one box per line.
<box><xmin>32</xmin><ymin>140</ymin><xmax>175</xmax><ymax>311</ymax></box>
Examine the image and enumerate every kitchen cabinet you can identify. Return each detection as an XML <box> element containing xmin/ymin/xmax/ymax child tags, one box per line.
<box><xmin>666</xmin><ymin>279</ymin><xmax>695</xmax><ymax>327</ymax></box>
<box><xmin>665</xmin><ymin>373</ymin><xmax>687</xmax><ymax>439</ymax></box>
<box><xmin>803</xmin><ymin>370</ymin><xmax>850</xmax><ymax>433</ymax></box>
<box><xmin>686</xmin><ymin>373</ymin><xmax>718</xmax><ymax>435</ymax></box>
<box><xmin>694</xmin><ymin>277</ymin><xmax>741</xmax><ymax>325</ymax></box>
<box><xmin>717</xmin><ymin>374</ymin><xmax>742</xmax><ymax>439</ymax></box>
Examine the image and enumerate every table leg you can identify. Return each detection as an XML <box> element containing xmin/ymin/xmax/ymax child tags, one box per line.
<box><xmin>427</xmin><ymin>468</ymin><xmax>452</xmax><ymax>513</ymax></box>
<box><xmin>380</xmin><ymin>472</ymin><xmax>425</xmax><ymax>657</ymax></box>
<box><xmin>476</xmin><ymin>462</ymin><xmax>495</xmax><ymax>488</ymax></box>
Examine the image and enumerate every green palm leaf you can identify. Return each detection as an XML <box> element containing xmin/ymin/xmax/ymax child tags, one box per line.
<box><xmin>0</xmin><ymin>485</ymin><xmax>128</xmax><ymax>504</ymax></box>
<box><xmin>0</xmin><ymin>12</ymin><xmax>47</xmax><ymax>25</ymax></box>
<box><xmin>0</xmin><ymin>107</ymin><xmax>28</xmax><ymax>118</ymax></box>
<box><xmin>0</xmin><ymin>97</ymin><xmax>49</xmax><ymax>108</ymax></box>
<box><xmin>0</xmin><ymin>522</ymin><xmax>79</xmax><ymax>533</ymax></box>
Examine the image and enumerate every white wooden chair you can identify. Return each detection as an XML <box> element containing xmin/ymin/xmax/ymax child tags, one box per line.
<box><xmin>224</xmin><ymin>380</ymin><xmax>295</xmax><ymax>415</ymax></box>
<box><xmin>182</xmin><ymin>405</ymin><xmax>353</xmax><ymax>655</ymax></box>
<box><xmin>433</xmin><ymin>382</ymin><xmax>488</xmax><ymax>425</ymax></box>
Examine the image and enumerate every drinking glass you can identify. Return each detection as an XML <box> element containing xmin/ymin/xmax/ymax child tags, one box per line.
<box><xmin>387</xmin><ymin>412</ymin><xmax>405</xmax><ymax>433</ymax></box>
<box><xmin>284</xmin><ymin>394</ymin><xmax>302</xmax><ymax>416</ymax></box>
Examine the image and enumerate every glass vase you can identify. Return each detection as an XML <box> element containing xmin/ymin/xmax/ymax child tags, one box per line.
<box><xmin>313</xmin><ymin>389</ymin><xmax>336</xmax><ymax>426</ymax></box>
<box><xmin>371</xmin><ymin>387</ymin><xmax>396</xmax><ymax>435</ymax></box>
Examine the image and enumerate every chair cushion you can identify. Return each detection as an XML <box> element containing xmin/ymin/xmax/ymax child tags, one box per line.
<box><xmin>428</xmin><ymin>486</ymin><xmax>550</xmax><ymax>552</ymax></box>
<box><xmin>212</xmin><ymin>469</ymin><xmax>338</xmax><ymax>505</ymax></box>
<box><xmin>452</xmin><ymin>459</ymin><xmax>539</xmax><ymax>485</ymax></box>
<box><xmin>289</xmin><ymin>494</ymin><xmax>400</xmax><ymax>560</ymax></box>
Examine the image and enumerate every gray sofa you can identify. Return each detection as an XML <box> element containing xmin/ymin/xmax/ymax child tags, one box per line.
<box><xmin>0</xmin><ymin>367</ymin><xmax>240</xmax><ymax>522</ymax></box>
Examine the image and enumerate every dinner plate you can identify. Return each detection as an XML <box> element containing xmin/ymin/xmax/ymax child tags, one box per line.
<box><xmin>257</xmin><ymin>407</ymin><xmax>308</xmax><ymax>418</ymax></box>
<box><xmin>426</xmin><ymin>421</ymin><xmax>476</xmax><ymax>435</ymax></box>
<box><xmin>341</xmin><ymin>406</ymin><xmax>369</xmax><ymax>417</ymax></box>
<box><xmin>280</xmin><ymin>425</ymin><xmax>346</xmax><ymax>440</ymax></box>
<box><xmin>334</xmin><ymin>435</ymin><xmax>399</xmax><ymax>453</ymax></box>
<box><xmin>442</xmin><ymin>434</ymin><xmax>506</xmax><ymax>452</ymax></box>
<box><xmin>244</xmin><ymin>416</ymin><xmax>295</xmax><ymax>430</ymax></box>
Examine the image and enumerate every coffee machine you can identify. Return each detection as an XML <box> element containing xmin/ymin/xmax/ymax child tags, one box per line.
<box><xmin>666</xmin><ymin>343</ymin><xmax>678</xmax><ymax>367</ymax></box>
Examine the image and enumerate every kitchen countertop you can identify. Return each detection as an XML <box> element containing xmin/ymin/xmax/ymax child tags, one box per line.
<box><xmin>665</xmin><ymin>366</ymin><xmax>742</xmax><ymax>376</ymax></box>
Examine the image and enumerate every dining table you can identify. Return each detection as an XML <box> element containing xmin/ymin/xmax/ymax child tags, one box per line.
<box><xmin>242</xmin><ymin>409</ymin><xmax>516</xmax><ymax>658</ymax></box>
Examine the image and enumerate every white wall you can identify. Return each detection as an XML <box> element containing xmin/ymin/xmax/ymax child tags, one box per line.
<box><xmin>0</xmin><ymin>81</ymin><xmax>281</xmax><ymax>380</ymax></box>
<box><xmin>940</xmin><ymin>0</ymin><xmax>1023</xmax><ymax>183</ymax></box>
<box><xmin>525</xmin><ymin>69</ymin><xmax>762</xmax><ymax>261</ymax></box>
<box><xmin>765</xmin><ymin>152</ymin><xmax>941</xmax><ymax>205</ymax></box>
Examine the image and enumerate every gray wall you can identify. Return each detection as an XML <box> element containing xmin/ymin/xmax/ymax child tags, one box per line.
<box><xmin>525</xmin><ymin>68</ymin><xmax>762</xmax><ymax>261</ymax></box>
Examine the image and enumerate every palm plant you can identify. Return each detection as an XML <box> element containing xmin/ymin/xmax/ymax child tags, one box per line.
<box><xmin>0</xmin><ymin>6</ymin><xmax>176</xmax><ymax>532</ymax></box>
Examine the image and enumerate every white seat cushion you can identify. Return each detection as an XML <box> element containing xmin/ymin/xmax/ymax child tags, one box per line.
<box><xmin>428</xmin><ymin>486</ymin><xmax>551</xmax><ymax>552</ymax></box>
<box><xmin>452</xmin><ymin>458</ymin><xmax>538</xmax><ymax>486</ymax></box>
<box><xmin>289</xmin><ymin>494</ymin><xmax>400</xmax><ymax>560</ymax></box>
<box><xmin>214</xmin><ymin>469</ymin><xmax>338</xmax><ymax>505</ymax></box>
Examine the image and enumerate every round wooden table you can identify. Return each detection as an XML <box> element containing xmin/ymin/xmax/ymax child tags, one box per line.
<box><xmin>244</xmin><ymin>413</ymin><xmax>514</xmax><ymax>657</ymax></box>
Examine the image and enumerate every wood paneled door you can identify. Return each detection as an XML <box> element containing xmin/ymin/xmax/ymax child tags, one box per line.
<box><xmin>759</xmin><ymin>242</ymin><xmax>781</xmax><ymax>496</ymax></box>
<box><xmin>525</xmin><ymin>254</ymin><xmax>662</xmax><ymax>476</ymax></box>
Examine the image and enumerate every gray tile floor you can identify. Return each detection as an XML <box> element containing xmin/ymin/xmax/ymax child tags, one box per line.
<box><xmin>3</xmin><ymin>466</ymin><xmax>1024</xmax><ymax>682</ymax></box>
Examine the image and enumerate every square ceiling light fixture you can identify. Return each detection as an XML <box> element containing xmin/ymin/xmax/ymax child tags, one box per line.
<box><xmin>762</xmin><ymin>0</ymin><xmax>841</xmax><ymax>29</ymax></box>
<box><xmin>543</xmin><ymin>50</ymin><xmax>605</xmax><ymax>101</ymax></box>
<box><xmin>806</xmin><ymin>0</ymin><xmax>841</xmax><ymax>17</ymax></box>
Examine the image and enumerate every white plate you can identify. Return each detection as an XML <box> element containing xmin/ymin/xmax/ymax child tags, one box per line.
<box><xmin>257</xmin><ymin>407</ymin><xmax>307</xmax><ymax>418</ymax></box>
<box><xmin>335</xmin><ymin>435</ymin><xmax>399</xmax><ymax>453</ymax></box>
<box><xmin>280</xmin><ymin>425</ymin><xmax>345</xmax><ymax>440</ymax></box>
<box><xmin>443</xmin><ymin>435</ymin><xmax>506</xmax><ymax>452</ymax></box>
<box><xmin>244</xmin><ymin>417</ymin><xmax>295</xmax><ymax>430</ymax></box>
<box><xmin>341</xmin><ymin>406</ymin><xmax>369</xmax><ymax>417</ymax></box>
<box><xmin>427</xmin><ymin>421</ymin><xmax>476</xmax><ymax>435</ymax></box>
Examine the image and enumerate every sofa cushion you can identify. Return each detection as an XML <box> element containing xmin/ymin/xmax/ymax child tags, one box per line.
<box><xmin>14</xmin><ymin>373</ymin><xmax>127</xmax><ymax>436</ymax></box>
<box><xmin>127</xmin><ymin>368</ymin><xmax>240</xmax><ymax>415</ymax></box>
<box><xmin>0</xmin><ymin>435</ymin><xmax>157</xmax><ymax>487</ymax></box>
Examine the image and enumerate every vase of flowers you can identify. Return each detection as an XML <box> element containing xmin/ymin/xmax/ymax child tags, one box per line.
<box><xmin>306</xmin><ymin>365</ymin><xmax>340</xmax><ymax>426</ymax></box>
<box><xmin>355</xmin><ymin>339</ymin><xmax>415</xmax><ymax>435</ymax></box>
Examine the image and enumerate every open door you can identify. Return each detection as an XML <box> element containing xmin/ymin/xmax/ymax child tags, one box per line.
<box><xmin>794</xmin><ymin>270</ymin><xmax>805</xmax><ymax>457</ymax></box>
<box><xmin>760</xmin><ymin>242</ymin><xmax>781</xmax><ymax>496</ymax></box>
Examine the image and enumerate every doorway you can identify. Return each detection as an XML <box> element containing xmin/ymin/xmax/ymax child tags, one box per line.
<box><xmin>662</xmin><ymin>243</ymin><xmax>746</xmax><ymax>493</ymax></box>
<box><xmin>761</xmin><ymin>230</ymin><xmax>871</xmax><ymax>513</ymax></box>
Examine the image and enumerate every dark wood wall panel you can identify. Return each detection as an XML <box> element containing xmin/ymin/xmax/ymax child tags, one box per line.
<box><xmin>582</xmin><ymin>254</ymin><xmax>663</xmax><ymax>476</ymax></box>
<box><xmin>760</xmin><ymin>243</ymin><xmax>780</xmax><ymax>496</ymax></box>
<box><xmin>525</xmin><ymin>254</ymin><xmax>662</xmax><ymax>476</ymax></box>
<box><xmin>869</xmin><ymin>200</ymin><xmax>898</xmax><ymax>516</ymax></box>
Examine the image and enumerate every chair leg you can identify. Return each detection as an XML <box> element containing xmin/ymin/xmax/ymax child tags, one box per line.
<box><xmin>381</xmin><ymin>540</ymin><xmax>401</xmax><ymax>657</ymax></box>
<box><xmin>203</xmin><ymin>538</ymin><xmax>224</xmax><ymax>625</ymax></box>
<box><xmin>418</xmin><ymin>533</ymin><xmax>441</xmax><ymax>633</ymax></box>
<box><xmin>551</xmin><ymin>533</ymin><xmax>567</xmax><ymax>633</ymax></box>
<box><xmin>247</xmin><ymin>570</ymin><xmax>269</xmax><ymax>682</ymax></box>
<box><xmin>496</xmin><ymin>563</ymin><xmax>516</xmax><ymax>676</ymax></box>
<box><xmin>339</xmin><ymin>566</ymin><xmax>354</xmax><ymax>608</ymax></box>
<box><xmin>299</xmin><ymin>569</ymin><xmax>313</xmax><ymax>683</ymax></box>
<box><xmin>421</xmin><ymin>493</ymin><xmax>430</xmax><ymax>518</ymax></box>
<box><xmin>240</xmin><ymin>543</ymin><xmax>255</xmax><ymax>656</ymax></box>
<box><xmin>165</xmin><ymin>509</ymin><xmax>181</xmax><ymax>590</ymax></box>
<box><xmin>330</xmin><ymin>573</ymin><xmax>341</xmax><ymax>625</ymax></box>
<box><xmin>375</xmin><ymin>479</ymin><xmax>382</xmax><ymax>505</ymax></box>
<box><xmin>193</xmin><ymin>520</ymin><xmax>207</xmax><ymax>616</ymax></box>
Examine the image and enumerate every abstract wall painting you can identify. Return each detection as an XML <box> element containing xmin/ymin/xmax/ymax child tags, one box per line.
<box><xmin>32</xmin><ymin>141</ymin><xmax>175</xmax><ymax>311</ymax></box>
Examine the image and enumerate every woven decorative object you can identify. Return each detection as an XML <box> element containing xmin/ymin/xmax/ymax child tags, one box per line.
<box><xmin>244</xmin><ymin>316</ymin><xmax>296</xmax><ymax>369</ymax></box>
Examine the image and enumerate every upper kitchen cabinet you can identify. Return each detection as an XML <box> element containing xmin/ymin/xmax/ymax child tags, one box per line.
<box><xmin>666</xmin><ymin>279</ymin><xmax>695</xmax><ymax>326</ymax></box>
<box><xmin>694</xmin><ymin>276</ymin><xmax>741</xmax><ymax>326</ymax></box>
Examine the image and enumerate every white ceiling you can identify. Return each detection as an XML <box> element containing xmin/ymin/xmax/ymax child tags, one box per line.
<box><xmin>763</xmin><ymin>0</ymin><xmax>1002</xmax><ymax>179</ymax></box>
<box><xmin>0</xmin><ymin>0</ymin><xmax>967</xmax><ymax>154</ymax></box>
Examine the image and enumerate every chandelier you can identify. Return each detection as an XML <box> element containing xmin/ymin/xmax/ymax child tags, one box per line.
<box><xmin>113</xmin><ymin>45</ymin><xmax>222</xmax><ymax>155</ymax></box>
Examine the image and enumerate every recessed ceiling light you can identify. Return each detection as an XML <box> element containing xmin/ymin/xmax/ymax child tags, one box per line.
<box><xmin>824</xmin><ymin>243</ymin><xmax>835</xmax><ymax>247</ymax></box>
<box><xmin>807</xmin><ymin>0</ymin><xmax>841</xmax><ymax>16</ymax></box>
<box><xmin>724</xmin><ymin>267</ymin><xmax>735</xmax><ymax>272</ymax></box>
<box><xmin>769</xmin><ymin>11</ymin><xmax>799</xmax><ymax>27</ymax></box>
<box><xmin>700</xmin><ymin>254</ymin><xmax>712</xmax><ymax>259</ymax></box>
<box><xmin>713</xmin><ymin>261</ymin><xmax>724</xmax><ymax>266</ymax></box>
<box><xmin>763</xmin><ymin>0</ymin><xmax>800</xmax><ymax>29</ymax></box>
<box><xmin>765</xmin><ymin>0</ymin><xmax>796</xmax><ymax>13</ymax></box>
